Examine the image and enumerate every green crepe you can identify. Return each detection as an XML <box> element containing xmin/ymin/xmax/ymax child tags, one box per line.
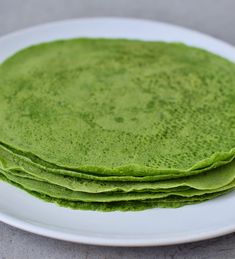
<box><xmin>1</xmin><ymin>143</ymin><xmax>235</xmax><ymax>194</ymax></box>
<box><xmin>0</xmin><ymin>142</ymin><xmax>234</xmax><ymax>182</ymax></box>
<box><xmin>1</xmin><ymin>168</ymin><xmax>235</xmax><ymax>202</ymax></box>
<box><xmin>0</xmin><ymin>38</ymin><xmax>235</xmax><ymax>211</ymax></box>
<box><xmin>0</xmin><ymin>39</ymin><xmax>235</xmax><ymax>178</ymax></box>
<box><xmin>0</xmin><ymin>142</ymin><xmax>233</xmax><ymax>182</ymax></box>
<box><xmin>0</xmin><ymin>171</ymin><xmax>232</xmax><ymax>211</ymax></box>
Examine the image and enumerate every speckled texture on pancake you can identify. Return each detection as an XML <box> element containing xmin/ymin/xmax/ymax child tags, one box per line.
<box><xmin>1</xmin><ymin>142</ymin><xmax>233</xmax><ymax>182</ymax></box>
<box><xmin>0</xmin><ymin>39</ymin><xmax>235</xmax><ymax>177</ymax></box>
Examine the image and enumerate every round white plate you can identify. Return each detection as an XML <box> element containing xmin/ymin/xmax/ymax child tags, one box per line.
<box><xmin>0</xmin><ymin>17</ymin><xmax>235</xmax><ymax>247</ymax></box>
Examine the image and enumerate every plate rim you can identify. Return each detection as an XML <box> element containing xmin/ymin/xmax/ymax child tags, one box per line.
<box><xmin>0</xmin><ymin>17</ymin><xmax>235</xmax><ymax>247</ymax></box>
<box><xmin>1</xmin><ymin>207</ymin><xmax>235</xmax><ymax>247</ymax></box>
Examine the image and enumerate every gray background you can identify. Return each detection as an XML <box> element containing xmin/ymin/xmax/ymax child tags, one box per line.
<box><xmin>0</xmin><ymin>0</ymin><xmax>235</xmax><ymax>258</ymax></box>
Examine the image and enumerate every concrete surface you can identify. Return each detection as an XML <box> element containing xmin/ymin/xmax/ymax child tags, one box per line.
<box><xmin>0</xmin><ymin>0</ymin><xmax>235</xmax><ymax>258</ymax></box>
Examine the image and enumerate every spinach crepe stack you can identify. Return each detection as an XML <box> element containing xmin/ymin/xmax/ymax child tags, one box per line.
<box><xmin>0</xmin><ymin>38</ymin><xmax>235</xmax><ymax>211</ymax></box>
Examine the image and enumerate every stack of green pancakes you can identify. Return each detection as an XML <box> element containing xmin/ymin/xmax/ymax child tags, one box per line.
<box><xmin>0</xmin><ymin>38</ymin><xmax>235</xmax><ymax>211</ymax></box>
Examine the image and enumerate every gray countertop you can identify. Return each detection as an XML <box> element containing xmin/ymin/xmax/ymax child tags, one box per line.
<box><xmin>1</xmin><ymin>0</ymin><xmax>235</xmax><ymax>258</ymax></box>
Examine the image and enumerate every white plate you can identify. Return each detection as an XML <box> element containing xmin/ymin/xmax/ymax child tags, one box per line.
<box><xmin>0</xmin><ymin>17</ymin><xmax>235</xmax><ymax>247</ymax></box>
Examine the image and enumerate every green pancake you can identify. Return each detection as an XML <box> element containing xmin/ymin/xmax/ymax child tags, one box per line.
<box><xmin>1</xmin><ymin>168</ymin><xmax>235</xmax><ymax>203</ymax></box>
<box><xmin>0</xmin><ymin>171</ymin><xmax>232</xmax><ymax>211</ymax></box>
<box><xmin>0</xmin><ymin>141</ymin><xmax>233</xmax><ymax>182</ymax></box>
<box><xmin>1</xmin><ymin>143</ymin><xmax>235</xmax><ymax>193</ymax></box>
<box><xmin>0</xmin><ymin>39</ymin><xmax>235</xmax><ymax>178</ymax></box>
<box><xmin>1</xmin><ymin>38</ymin><xmax>235</xmax><ymax>211</ymax></box>
<box><xmin>8</xmin><ymin>170</ymin><xmax>191</xmax><ymax>193</ymax></box>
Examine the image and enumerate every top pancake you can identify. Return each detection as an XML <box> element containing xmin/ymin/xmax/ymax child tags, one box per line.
<box><xmin>0</xmin><ymin>38</ymin><xmax>235</xmax><ymax>176</ymax></box>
